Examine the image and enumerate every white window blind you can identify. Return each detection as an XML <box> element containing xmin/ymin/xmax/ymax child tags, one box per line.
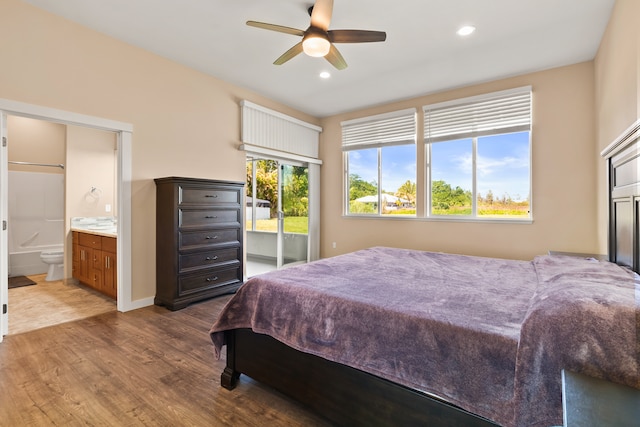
<box><xmin>342</xmin><ymin>108</ymin><xmax>417</xmax><ymax>151</ymax></box>
<box><xmin>423</xmin><ymin>87</ymin><xmax>531</xmax><ymax>143</ymax></box>
<box><xmin>241</xmin><ymin>100</ymin><xmax>322</xmax><ymax>159</ymax></box>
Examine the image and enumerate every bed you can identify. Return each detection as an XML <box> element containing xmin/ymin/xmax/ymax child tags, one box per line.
<box><xmin>209</xmin><ymin>123</ymin><xmax>640</xmax><ymax>427</ymax></box>
<box><xmin>210</xmin><ymin>247</ymin><xmax>639</xmax><ymax>427</ymax></box>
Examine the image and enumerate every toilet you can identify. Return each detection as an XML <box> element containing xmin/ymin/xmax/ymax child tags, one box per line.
<box><xmin>40</xmin><ymin>250</ymin><xmax>64</xmax><ymax>281</ymax></box>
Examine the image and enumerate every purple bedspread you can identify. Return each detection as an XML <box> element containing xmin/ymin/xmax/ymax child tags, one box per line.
<box><xmin>514</xmin><ymin>254</ymin><xmax>640</xmax><ymax>426</ymax></box>
<box><xmin>209</xmin><ymin>247</ymin><xmax>640</xmax><ymax>427</ymax></box>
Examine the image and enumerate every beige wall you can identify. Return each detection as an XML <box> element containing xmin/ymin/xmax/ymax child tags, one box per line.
<box><xmin>64</xmin><ymin>125</ymin><xmax>118</xmax><ymax>278</ymax></box>
<box><xmin>319</xmin><ymin>62</ymin><xmax>598</xmax><ymax>261</ymax></box>
<box><xmin>1</xmin><ymin>0</ymin><xmax>634</xmax><ymax>303</ymax></box>
<box><xmin>65</xmin><ymin>125</ymin><xmax>117</xmax><ymax>219</ymax></box>
<box><xmin>0</xmin><ymin>0</ymin><xmax>319</xmax><ymax>302</ymax></box>
<box><xmin>322</xmin><ymin>0</ymin><xmax>640</xmax><ymax>262</ymax></box>
<box><xmin>7</xmin><ymin>116</ymin><xmax>65</xmax><ymax>173</ymax></box>
<box><xmin>594</xmin><ymin>0</ymin><xmax>640</xmax><ymax>253</ymax></box>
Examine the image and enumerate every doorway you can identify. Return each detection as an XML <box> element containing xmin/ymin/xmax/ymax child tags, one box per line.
<box><xmin>0</xmin><ymin>99</ymin><xmax>133</xmax><ymax>342</ymax></box>
<box><xmin>5</xmin><ymin>116</ymin><xmax>118</xmax><ymax>334</ymax></box>
<box><xmin>246</xmin><ymin>158</ymin><xmax>310</xmax><ymax>277</ymax></box>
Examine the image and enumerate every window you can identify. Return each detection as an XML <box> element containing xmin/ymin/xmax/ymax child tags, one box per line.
<box><xmin>342</xmin><ymin>109</ymin><xmax>417</xmax><ymax>216</ymax></box>
<box><xmin>424</xmin><ymin>87</ymin><xmax>532</xmax><ymax>220</ymax></box>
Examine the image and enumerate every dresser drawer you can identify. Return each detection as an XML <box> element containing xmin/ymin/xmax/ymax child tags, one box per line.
<box><xmin>179</xmin><ymin>229</ymin><xmax>239</xmax><ymax>250</ymax></box>
<box><xmin>180</xmin><ymin>187</ymin><xmax>241</xmax><ymax>205</ymax></box>
<box><xmin>179</xmin><ymin>248</ymin><xmax>240</xmax><ymax>273</ymax></box>
<box><xmin>178</xmin><ymin>266</ymin><xmax>242</xmax><ymax>296</ymax></box>
<box><xmin>179</xmin><ymin>208</ymin><xmax>239</xmax><ymax>227</ymax></box>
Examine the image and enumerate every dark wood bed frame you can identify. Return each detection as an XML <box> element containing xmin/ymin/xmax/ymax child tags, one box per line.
<box><xmin>220</xmin><ymin>120</ymin><xmax>640</xmax><ymax>426</ymax></box>
<box><xmin>221</xmin><ymin>329</ymin><xmax>498</xmax><ymax>426</ymax></box>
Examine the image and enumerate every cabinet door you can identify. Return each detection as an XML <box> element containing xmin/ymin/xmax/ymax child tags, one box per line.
<box><xmin>79</xmin><ymin>245</ymin><xmax>102</xmax><ymax>292</ymax></box>
<box><xmin>72</xmin><ymin>233</ymin><xmax>80</xmax><ymax>279</ymax></box>
<box><xmin>78</xmin><ymin>245</ymin><xmax>93</xmax><ymax>284</ymax></box>
<box><xmin>90</xmin><ymin>249</ymin><xmax>103</xmax><ymax>292</ymax></box>
<box><xmin>102</xmin><ymin>251</ymin><xmax>117</xmax><ymax>299</ymax></box>
<box><xmin>90</xmin><ymin>267</ymin><xmax>103</xmax><ymax>293</ymax></box>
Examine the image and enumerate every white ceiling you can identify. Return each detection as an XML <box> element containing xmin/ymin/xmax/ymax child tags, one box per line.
<box><xmin>23</xmin><ymin>0</ymin><xmax>615</xmax><ymax>118</ymax></box>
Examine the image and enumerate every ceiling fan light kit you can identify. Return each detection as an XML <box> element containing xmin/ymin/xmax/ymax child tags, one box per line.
<box><xmin>302</xmin><ymin>32</ymin><xmax>331</xmax><ymax>57</ymax></box>
<box><xmin>247</xmin><ymin>0</ymin><xmax>386</xmax><ymax>70</ymax></box>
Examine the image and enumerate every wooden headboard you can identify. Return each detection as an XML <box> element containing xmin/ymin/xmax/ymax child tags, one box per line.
<box><xmin>602</xmin><ymin>119</ymin><xmax>640</xmax><ymax>273</ymax></box>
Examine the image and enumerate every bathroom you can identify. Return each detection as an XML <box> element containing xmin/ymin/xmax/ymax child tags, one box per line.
<box><xmin>7</xmin><ymin>115</ymin><xmax>118</xmax><ymax>332</ymax></box>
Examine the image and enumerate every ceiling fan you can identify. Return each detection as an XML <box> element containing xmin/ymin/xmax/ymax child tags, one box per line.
<box><xmin>246</xmin><ymin>0</ymin><xmax>386</xmax><ymax>70</ymax></box>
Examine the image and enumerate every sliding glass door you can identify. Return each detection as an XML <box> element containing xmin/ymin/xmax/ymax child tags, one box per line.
<box><xmin>279</xmin><ymin>163</ymin><xmax>309</xmax><ymax>269</ymax></box>
<box><xmin>246</xmin><ymin>158</ymin><xmax>309</xmax><ymax>276</ymax></box>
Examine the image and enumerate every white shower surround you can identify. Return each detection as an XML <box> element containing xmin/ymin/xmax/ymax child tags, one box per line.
<box><xmin>8</xmin><ymin>170</ymin><xmax>64</xmax><ymax>276</ymax></box>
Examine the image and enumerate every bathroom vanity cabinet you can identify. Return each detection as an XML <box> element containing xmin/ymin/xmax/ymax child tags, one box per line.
<box><xmin>72</xmin><ymin>231</ymin><xmax>117</xmax><ymax>299</ymax></box>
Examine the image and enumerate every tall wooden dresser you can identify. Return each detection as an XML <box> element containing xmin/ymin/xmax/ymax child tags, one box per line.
<box><xmin>154</xmin><ymin>177</ymin><xmax>244</xmax><ymax>310</ymax></box>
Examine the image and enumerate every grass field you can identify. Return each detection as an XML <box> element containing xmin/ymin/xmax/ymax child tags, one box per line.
<box><xmin>432</xmin><ymin>204</ymin><xmax>529</xmax><ymax>217</ymax></box>
<box><xmin>247</xmin><ymin>217</ymin><xmax>308</xmax><ymax>233</ymax></box>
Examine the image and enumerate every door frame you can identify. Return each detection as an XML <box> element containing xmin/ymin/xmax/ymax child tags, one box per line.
<box><xmin>0</xmin><ymin>98</ymin><xmax>134</xmax><ymax>342</ymax></box>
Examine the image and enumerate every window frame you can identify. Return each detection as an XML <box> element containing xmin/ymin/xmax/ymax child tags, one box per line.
<box><xmin>342</xmin><ymin>108</ymin><xmax>417</xmax><ymax>217</ymax></box>
<box><xmin>424</xmin><ymin>87</ymin><xmax>532</xmax><ymax>222</ymax></box>
<box><xmin>340</xmin><ymin>88</ymin><xmax>533</xmax><ymax>223</ymax></box>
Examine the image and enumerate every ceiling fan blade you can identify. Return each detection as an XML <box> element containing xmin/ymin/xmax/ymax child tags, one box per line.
<box><xmin>274</xmin><ymin>42</ymin><xmax>304</xmax><ymax>65</ymax></box>
<box><xmin>329</xmin><ymin>30</ymin><xmax>387</xmax><ymax>43</ymax></box>
<box><xmin>310</xmin><ymin>0</ymin><xmax>333</xmax><ymax>31</ymax></box>
<box><xmin>325</xmin><ymin>44</ymin><xmax>347</xmax><ymax>70</ymax></box>
<box><xmin>246</xmin><ymin>21</ymin><xmax>304</xmax><ymax>37</ymax></box>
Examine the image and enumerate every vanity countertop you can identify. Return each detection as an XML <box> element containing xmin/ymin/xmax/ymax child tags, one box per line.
<box><xmin>71</xmin><ymin>227</ymin><xmax>117</xmax><ymax>238</ymax></box>
<box><xmin>71</xmin><ymin>217</ymin><xmax>117</xmax><ymax>238</ymax></box>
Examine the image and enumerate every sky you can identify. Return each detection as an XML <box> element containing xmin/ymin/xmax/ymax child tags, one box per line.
<box><xmin>431</xmin><ymin>132</ymin><xmax>530</xmax><ymax>202</ymax></box>
<box><xmin>348</xmin><ymin>145</ymin><xmax>416</xmax><ymax>194</ymax></box>
<box><xmin>348</xmin><ymin>131</ymin><xmax>530</xmax><ymax>201</ymax></box>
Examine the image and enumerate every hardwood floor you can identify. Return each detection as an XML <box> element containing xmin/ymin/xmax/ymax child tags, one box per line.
<box><xmin>0</xmin><ymin>294</ymin><xmax>333</xmax><ymax>426</ymax></box>
<box><xmin>8</xmin><ymin>274</ymin><xmax>116</xmax><ymax>335</ymax></box>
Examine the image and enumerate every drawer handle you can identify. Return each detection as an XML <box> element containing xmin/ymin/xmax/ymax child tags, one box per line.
<box><xmin>205</xmin><ymin>194</ymin><xmax>218</xmax><ymax>198</ymax></box>
<box><xmin>205</xmin><ymin>235</ymin><xmax>218</xmax><ymax>240</ymax></box>
<box><xmin>205</xmin><ymin>215</ymin><xmax>218</xmax><ymax>219</ymax></box>
<box><xmin>206</xmin><ymin>256</ymin><xmax>219</xmax><ymax>261</ymax></box>
<box><xmin>206</xmin><ymin>276</ymin><xmax>219</xmax><ymax>282</ymax></box>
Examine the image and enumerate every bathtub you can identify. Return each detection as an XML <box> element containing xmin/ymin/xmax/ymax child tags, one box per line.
<box><xmin>8</xmin><ymin>170</ymin><xmax>65</xmax><ymax>277</ymax></box>
<box><xmin>9</xmin><ymin>244</ymin><xmax>63</xmax><ymax>277</ymax></box>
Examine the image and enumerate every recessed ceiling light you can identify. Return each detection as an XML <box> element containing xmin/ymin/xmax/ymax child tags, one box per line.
<box><xmin>457</xmin><ymin>25</ymin><xmax>476</xmax><ymax>37</ymax></box>
<box><xmin>319</xmin><ymin>71</ymin><xmax>331</xmax><ymax>79</ymax></box>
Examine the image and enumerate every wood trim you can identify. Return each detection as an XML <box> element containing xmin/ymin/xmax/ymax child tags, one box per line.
<box><xmin>0</xmin><ymin>98</ymin><xmax>133</xmax><ymax>132</ymax></box>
